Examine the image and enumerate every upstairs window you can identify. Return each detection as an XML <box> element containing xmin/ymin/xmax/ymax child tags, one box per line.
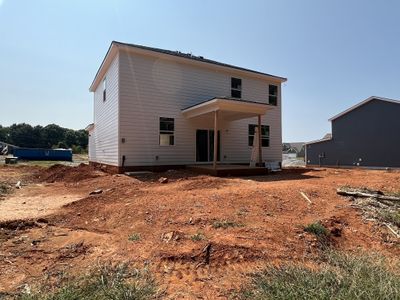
<box><xmin>248</xmin><ymin>124</ymin><xmax>270</xmax><ymax>147</ymax></box>
<box><xmin>159</xmin><ymin>117</ymin><xmax>174</xmax><ymax>146</ymax></box>
<box><xmin>102</xmin><ymin>77</ymin><xmax>107</xmax><ymax>102</ymax></box>
<box><xmin>231</xmin><ymin>77</ymin><xmax>242</xmax><ymax>98</ymax></box>
<box><xmin>269</xmin><ymin>84</ymin><xmax>278</xmax><ymax>105</ymax></box>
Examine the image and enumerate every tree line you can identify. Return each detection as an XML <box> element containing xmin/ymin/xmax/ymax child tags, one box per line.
<box><xmin>0</xmin><ymin>123</ymin><xmax>88</xmax><ymax>153</ymax></box>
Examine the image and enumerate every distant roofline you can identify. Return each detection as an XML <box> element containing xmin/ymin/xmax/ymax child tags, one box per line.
<box><xmin>304</xmin><ymin>136</ymin><xmax>333</xmax><ymax>145</ymax></box>
<box><xmin>328</xmin><ymin>96</ymin><xmax>400</xmax><ymax>121</ymax></box>
<box><xmin>89</xmin><ymin>41</ymin><xmax>287</xmax><ymax>92</ymax></box>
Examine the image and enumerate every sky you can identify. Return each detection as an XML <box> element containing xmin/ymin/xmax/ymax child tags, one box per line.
<box><xmin>0</xmin><ymin>0</ymin><xmax>399</xmax><ymax>142</ymax></box>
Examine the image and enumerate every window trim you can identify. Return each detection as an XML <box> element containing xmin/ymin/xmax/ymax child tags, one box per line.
<box><xmin>268</xmin><ymin>84</ymin><xmax>278</xmax><ymax>106</ymax></box>
<box><xmin>231</xmin><ymin>77</ymin><xmax>242</xmax><ymax>99</ymax></box>
<box><xmin>248</xmin><ymin>124</ymin><xmax>270</xmax><ymax>147</ymax></box>
<box><xmin>159</xmin><ymin>117</ymin><xmax>175</xmax><ymax>146</ymax></box>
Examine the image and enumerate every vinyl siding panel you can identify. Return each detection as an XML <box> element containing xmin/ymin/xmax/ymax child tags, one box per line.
<box><xmin>89</xmin><ymin>54</ymin><xmax>119</xmax><ymax>165</ymax></box>
<box><xmin>118</xmin><ymin>50</ymin><xmax>282</xmax><ymax>166</ymax></box>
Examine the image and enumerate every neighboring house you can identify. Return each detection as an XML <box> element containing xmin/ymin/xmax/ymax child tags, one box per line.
<box><xmin>282</xmin><ymin>142</ymin><xmax>305</xmax><ymax>157</ymax></box>
<box><xmin>306</xmin><ymin>96</ymin><xmax>400</xmax><ymax>168</ymax></box>
<box><xmin>88</xmin><ymin>41</ymin><xmax>287</xmax><ymax>172</ymax></box>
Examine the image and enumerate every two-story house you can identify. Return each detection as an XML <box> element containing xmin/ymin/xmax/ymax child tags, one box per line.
<box><xmin>306</xmin><ymin>96</ymin><xmax>400</xmax><ymax>168</ymax></box>
<box><xmin>87</xmin><ymin>41</ymin><xmax>287</xmax><ymax>173</ymax></box>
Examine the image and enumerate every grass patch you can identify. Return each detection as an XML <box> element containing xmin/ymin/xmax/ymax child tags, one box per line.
<box><xmin>378</xmin><ymin>211</ymin><xmax>400</xmax><ymax>227</ymax></box>
<box><xmin>16</xmin><ymin>262</ymin><xmax>159</xmax><ymax>300</ymax></box>
<box><xmin>238</xmin><ymin>251</ymin><xmax>400</xmax><ymax>300</ymax></box>
<box><xmin>128</xmin><ymin>233</ymin><xmax>141</xmax><ymax>242</ymax></box>
<box><xmin>304</xmin><ymin>221</ymin><xmax>329</xmax><ymax>237</ymax></box>
<box><xmin>0</xmin><ymin>183</ymin><xmax>11</xmax><ymax>200</ymax></box>
<box><xmin>190</xmin><ymin>233</ymin><xmax>205</xmax><ymax>242</ymax></box>
<box><xmin>212</xmin><ymin>219</ymin><xmax>244</xmax><ymax>229</ymax></box>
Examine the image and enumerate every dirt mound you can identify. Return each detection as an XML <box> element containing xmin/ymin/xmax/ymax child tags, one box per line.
<box><xmin>179</xmin><ymin>176</ymin><xmax>230</xmax><ymax>190</ymax></box>
<box><xmin>35</xmin><ymin>163</ymin><xmax>104</xmax><ymax>183</ymax></box>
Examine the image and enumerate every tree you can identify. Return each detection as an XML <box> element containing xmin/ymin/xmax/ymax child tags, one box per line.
<box><xmin>0</xmin><ymin>123</ymin><xmax>88</xmax><ymax>150</ymax></box>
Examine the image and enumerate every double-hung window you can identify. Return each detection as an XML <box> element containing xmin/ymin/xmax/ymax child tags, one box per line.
<box><xmin>231</xmin><ymin>77</ymin><xmax>242</xmax><ymax>98</ymax></box>
<box><xmin>159</xmin><ymin>117</ymin><xmax>174</xmax><ymax>146</ymax></box>
<box><xmin>248</xmin><ymin>124</ymin><xmax>270</xmax><ymax>147</ymax></box>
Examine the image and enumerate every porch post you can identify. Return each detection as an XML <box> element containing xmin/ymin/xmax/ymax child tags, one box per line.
<box><xmin>213</xmin><ymin>110</ymin><xmax>218</xmax><ymax>169</ymax></box>
<box><xmin>258</xmin><ymin>114</ymin><xmax>262</xmax><ymax>165</ymax></box>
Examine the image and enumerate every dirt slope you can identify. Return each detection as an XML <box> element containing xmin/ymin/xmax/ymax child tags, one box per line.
<box><xmin>0</xmin><ymin>166</ymin><xmax>399</xmax><ymax>299</ymax></box>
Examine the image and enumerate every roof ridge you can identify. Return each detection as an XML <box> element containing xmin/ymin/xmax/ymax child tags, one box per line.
<box><xmin>112</xmin><ymin>40</ymin><xmax>287</xmax><ymax>81</ymax></box>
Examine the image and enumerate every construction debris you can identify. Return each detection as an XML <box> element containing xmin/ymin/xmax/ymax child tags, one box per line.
<box><xmin>300</xmin><ymin>191</ymin><xmax>312</xmax><ymax>204</ymax></box>
<box><xmin>89</xmin><ymin>189</ymin><xmax>103</xmax><ymax>195</ymax></box>
<box><xmin>337</xmin><ymin>186</ymin><xmax>399</xmax><ymax>239</ymax></box>
<box><xmin>158</xmin><ymin>177</ymin><xmax>169</xmax><ymax>184</ymax></box>
<box><xmin>15</xmin><ymin>181</ymin><xmax>21</xmax><ymax>189</ymax></box>
<box><xmin>337</xmin><ymin>187</ymin><xmax>400</xmax><ymax>202</ymax></box>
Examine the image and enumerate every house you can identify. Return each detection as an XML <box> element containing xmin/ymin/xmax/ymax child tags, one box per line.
<box><xmin>305</xmin><ymin>96</ymin><xmax>400</xmax><ymax>168</ymax></box>
<box><xmin>282</xmin><ymin>142</ymin><xmax>305</xmax><ymax>158</ymax></box>
<box><xmin>88</xmin><ymin>41</ymin><xmax>287</xmax><ymax>173</ymax></box>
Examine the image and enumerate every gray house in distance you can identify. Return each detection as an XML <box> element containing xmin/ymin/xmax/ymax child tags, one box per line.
<box><xmin>306</xmin><ymin>96</ymin><xmax>400</xmax><ymax>168</ymax></box>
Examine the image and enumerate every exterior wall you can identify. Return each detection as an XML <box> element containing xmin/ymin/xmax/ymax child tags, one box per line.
<box><xmin>118</xmin><ymin>50</ymin><xmax>282</xmax><ymax>167</ymax></box>
<box><xmin>306</xmin><ymin>99</ymin><xmax>400</xmax><ymax>168</ymax></box>
<box><xmin>89</xmin><ymin>54</ymin><xmax>119</xmax><ymax>166</ymax></box>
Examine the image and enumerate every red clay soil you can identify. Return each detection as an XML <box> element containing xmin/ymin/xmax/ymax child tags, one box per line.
<box><xmin>32</xmin><ymin>163</ymin><xmax>105</xmax><ymax>183</ymax></box>
<box><xmin>0</xmin><ymin>166</ymin><xmax>399</xmax><ymax>299</ymax></box>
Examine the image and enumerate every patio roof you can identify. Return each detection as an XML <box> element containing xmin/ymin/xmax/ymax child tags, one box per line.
<box><xmin>181</xmin><ymin>97</ymin><xmax>272</xmax><ymax>121</ymax></box>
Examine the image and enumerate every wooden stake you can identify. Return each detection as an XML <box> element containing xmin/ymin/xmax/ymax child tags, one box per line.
<box><xmin>300</xmin><ymin>191</ymin><xmax>312</xmax><ymax>204</ymax></box>
<box><xmin>385</xmin><ymin>224</ymin><xmax>400</xmax><ymax>238</ymax></box>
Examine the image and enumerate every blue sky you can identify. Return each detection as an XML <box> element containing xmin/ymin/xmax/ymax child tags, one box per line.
<box><xmin>0</xmin><ymin>0</ymin><xmax>399</xmax><ymax>142</ymax></box>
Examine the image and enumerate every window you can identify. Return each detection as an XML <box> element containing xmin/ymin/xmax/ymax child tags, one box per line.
<box><xmin>102</xmin><ymin>77</ymin><xmax>107</xmax><ymax>102</ymax></box>
<box><xmin>248</xmin><ymin>124</ymin><xmax>270</xmax><ymax>147</ymax></box>
<box><xmin>231</xmin><ymin>77</ymin><xmax>242</xmax><ymax>98</ymax></box>
<box><xmin>269</xmin><ymin>84</ymin><xmax>278</xmax><ymax>105</ymax></box>
<box><xmin>159</xmin><ymin>117</ymin><xmax>174</xmax><ymax>146</ymax></box>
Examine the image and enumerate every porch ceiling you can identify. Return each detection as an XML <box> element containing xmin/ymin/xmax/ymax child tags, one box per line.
<box><xmin>181</xmin><ymin>97</ymin><xmax>272</xmax><ymax>121</ymax></box>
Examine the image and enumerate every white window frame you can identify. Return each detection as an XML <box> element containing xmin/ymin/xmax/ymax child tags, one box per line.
<box><xmin>231</xmin><ymin>77</ymin><xmax>242</xmax><ymax>99</ymax></box>
<box><xmin>159</xmin><ymin>117</ymin><xmax>174</xmax><ymax>146</ymax></box>
<box><xmin>248</xmin><ymin>124</ymin><xmax>270</xmax><ymax>147</ymax></box>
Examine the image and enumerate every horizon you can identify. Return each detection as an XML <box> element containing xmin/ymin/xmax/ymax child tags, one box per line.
<box><xmin>1</xmin><ymin>0</ymin><xmax>399</xmax><ymax>142</ymax></box>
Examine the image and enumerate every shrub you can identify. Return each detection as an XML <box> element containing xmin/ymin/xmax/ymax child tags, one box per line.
<box><xmin>128</xmin><ymin>233</ymin><xmax>141</xmax><ymax>242</ymax></box>
<box><xmin>304</xmin><ymin>222</ymin><xmax>329</xmax><ymax>237</ymax></box>
<box><xmin>238</xmin><ymin>251</ymin><xmax>400</xmax><ymax>300</ymax></box>
<box><xmin>212</xmin><ymin>220</ymin><xmax>244</xmax><ymax>229</ymax></box>
<box><xmin>190</xmin><ymin>233</ymin><xmax>205</xmax><ymax>241</ymax></box>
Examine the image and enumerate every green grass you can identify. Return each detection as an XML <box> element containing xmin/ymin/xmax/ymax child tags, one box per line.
<box><xmin>238</xmin><ymin>251</ymin><xmax>400</xmax><ymax>300</ymax></box>
<box><xmin>190</xmin><ymin>233</ymin><xmax>205</xmax><ymax>242</ymax></box>
<box><xmin>304</xmin><ymin>222</ymin><xmax>329</xmax><ymax>237</ymax></box>
<box><xmin>212</xmin><ymin>219</ymin><xmax>244</xmax><ymax>229</ymax></box>
<box><xmin>128</xmin><ymin>233</ymin><xmax>141</xmax><ymax>242</ymax></box>
<box><xmin>16</xmin><ymin>263</ymin><xmax>158</xmax><ymax>300</ymax></box>
<box><xmin>378</xmin><ymin>211</ymin><xmax>400</xmax><ymax>227</ymax></box>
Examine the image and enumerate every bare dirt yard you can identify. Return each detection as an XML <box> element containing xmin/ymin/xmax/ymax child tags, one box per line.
<box><xmin>0</xmin><ymin>164</ymin><xmax>399</xmax><ymax>299</ymax></box>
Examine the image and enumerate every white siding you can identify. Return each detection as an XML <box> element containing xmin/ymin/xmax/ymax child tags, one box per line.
<box><xmin>118</xmin><ymin>50</ymin><xmax>282</xmax><ymax>166</ymax></box>
<box><xmin>89</xmin><ymin>54</ymin><xmax>119</xmax><ymax>166</ymax></box>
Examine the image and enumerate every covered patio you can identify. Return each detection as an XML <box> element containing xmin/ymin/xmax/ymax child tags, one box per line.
<box><xmin>182</xmin><ymin>97</ymin><xmax>273</xmax><ymax>175</ymax></box>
